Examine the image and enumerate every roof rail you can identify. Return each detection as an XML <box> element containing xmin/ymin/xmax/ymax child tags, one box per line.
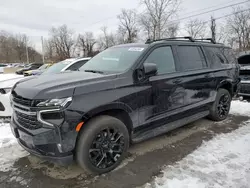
<box><xmin>195</xmin><ymin>38</ymin><xmax>216</xmax><ymax>44</ymax></box>
<box><xmin>145</xmin><ymin>37</ymin><xmax>219</xmax><ymax>44</ymax></box>
<box><xmin>145</xmin><ymin>36</ymin><xmax>195</xmax><ymax>44</ymax></box>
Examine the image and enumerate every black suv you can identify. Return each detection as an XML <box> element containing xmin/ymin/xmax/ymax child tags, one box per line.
<box><xmin>10</xmin><ymin>37</ymin><xmax>240</xmax><ymax>174</ymax></box>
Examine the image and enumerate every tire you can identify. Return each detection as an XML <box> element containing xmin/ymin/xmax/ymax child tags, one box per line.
<box><xmin>76</xmin><ymin>115</ymin><xmax>129</xmax><ymax>174</ymax></box>
<box><xmin>208</xmin><ymin>88</ymin><xmax>232</xmax><ymax>121</ymax></box>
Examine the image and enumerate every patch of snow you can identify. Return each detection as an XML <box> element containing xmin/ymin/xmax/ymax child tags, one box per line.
<box><xmin>0</xmin><ymin>123</ymin><xmax>16</xmax><ymax>148</ymax></box>
<box><xmin>230</xmin><ymin>100</ymin><xmax>250</xmax><ymax>117</ymax></box>
<box><xmin>145</xmin><ymin>100</ymin><xmax>250</xmax><ymax>188</ymax></box>
<box><xmin>0</xmin><ymin>123</ymin><xmax>28</xmax><ymax>172</ymax></box>
<box><xmin>146</xmin><ymin>121</ymin><xmax>250</xmax><ymax>188</ymax></box>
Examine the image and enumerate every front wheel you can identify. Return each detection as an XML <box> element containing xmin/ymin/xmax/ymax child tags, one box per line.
<box><xmin>208</xmin><ymin>88</ymin><xmax>232</xmax><ymax>121</ymax></box>
<box><xmin>76</xmin><ymin>115</ymin><xmax>129</xmax><ymax>174</ymax></box>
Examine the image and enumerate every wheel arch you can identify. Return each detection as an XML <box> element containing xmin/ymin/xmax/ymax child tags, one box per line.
<box><xmin>217</xmin><ymin>80</ymin><xmax>233</xmax><ymax>96</ymax></box>
<box><xmin>77</xmin><ymin>103</ymin><xmax>134</xmax><ymax>137</ymax></box>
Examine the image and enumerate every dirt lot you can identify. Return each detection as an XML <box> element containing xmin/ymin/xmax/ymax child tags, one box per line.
<box><xmin>0</xmin><ymin>115</ymin><xmax>248</xmax><ymax>188</ymax></box>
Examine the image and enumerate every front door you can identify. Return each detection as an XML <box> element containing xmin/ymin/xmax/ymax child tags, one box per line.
<box><xmin>137</xmin><ymin>45</ymin><xmax>186</xmax><ymax>130</ymax></box>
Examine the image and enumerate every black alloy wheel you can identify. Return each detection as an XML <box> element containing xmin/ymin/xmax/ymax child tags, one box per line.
<box><xmin>76</xmin><ymin>115</ymin><xmax>129</xmax><ymax>174</ymax></box>
<box><xmin>217</xmin><ymin>94</ymin><xmax>230</xmax><ymax>119</ymax></box>
<box><xmin>89</xmin><ymin>128</ymin><xmax>125</xmax><ymax>169</ymax></box>
<box><xmin>208</xmin><ymin>88</ymin><xmax>232</xmax><ymax>121</ymax></box>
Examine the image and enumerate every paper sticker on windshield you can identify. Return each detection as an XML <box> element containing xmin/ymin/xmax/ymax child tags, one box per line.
<box><xmin>128</xmin><ymin>47</ymin><xmax>144</xmax><ymax>52</ymax></box>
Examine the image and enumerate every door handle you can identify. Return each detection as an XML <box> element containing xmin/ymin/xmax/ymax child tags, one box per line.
<box><xmin>173</xmin><ymin>78</ymin><xmax>182</xmax><ymax>84</ymax></box>
<box><xmin>205</xmin><ymin>74</ymin><xmax>211</xmax><ymax>78</ymax></box>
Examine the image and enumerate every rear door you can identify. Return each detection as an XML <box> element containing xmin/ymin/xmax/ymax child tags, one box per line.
<box><xmin>174</xmin><ymin>45</ymin><xmax>216</xmax><ymax>110</ymax></box>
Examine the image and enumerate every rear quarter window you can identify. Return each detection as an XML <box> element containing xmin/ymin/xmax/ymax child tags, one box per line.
<box><xmin>223</xmin><ymin>48</ymin><xmax>237</xmax><ymax>64</ymax></box>
<box><xmin>204</xmin><ymin>47</ymin><xmax>227</xmax><ymax>68</ymax></box>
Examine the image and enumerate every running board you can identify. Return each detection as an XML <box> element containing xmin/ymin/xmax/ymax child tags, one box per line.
<box><xmin>132</xmin><ymin>110</ymin><xmax>209</xmax><ymax>143</ymax></box>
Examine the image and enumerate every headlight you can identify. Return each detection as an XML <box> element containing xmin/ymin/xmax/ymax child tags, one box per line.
<box><xmin>37</xmin><ymin>97</ymin><xmax>72</xmax><ymax>108</ymax></box>
<box><xmin>0</xmin><ymin>88</ymin><xmax>12</xmax><ymax>94</ymax></box>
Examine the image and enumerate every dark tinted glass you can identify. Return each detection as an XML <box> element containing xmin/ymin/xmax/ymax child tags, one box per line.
<box><xmin>145</xmin><ymin>46</ymin><xmax>175</xmax><ymax>74</ymax></box>
<box><xmin>223</xmin><ymin>48</ymin><xmax>237</xmax><ymax>64</ymax></box>
<box><xmin>205</xmin><ymin>47</ymin><xmax>228</xmax><ymax>67</ymax></box>
<box><xmin>177</xmin><ymin>46</ymin><xmax>205</xmax><ymax>71</ymax></box>
<box><xmin>67</xmin><ymin>60</ymin><xmax>88</xmax><ymax>71</ymax></box>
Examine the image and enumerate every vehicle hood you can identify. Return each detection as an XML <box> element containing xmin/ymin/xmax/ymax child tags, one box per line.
<box><xmin>0</xmin><ymin>77</ymin><xmax>25</xmax><ymax>89</ymax></box>
<box><xmin>12</xmin><ymin>71</ymin><xmax>117</xmax><ymax>99</ymax></box>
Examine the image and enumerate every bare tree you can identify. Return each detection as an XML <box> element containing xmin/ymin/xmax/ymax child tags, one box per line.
<box><xmin>227</xmin><ymin>7</ymin><xmax>250</xmax><ymax>51</ymax></box>
<box><xmin>117</xmin><ymin>9</ymin><xmax>138</xmax><ymax>43</ymax></box>
<box><xmin>165</xmin><ymin>23</ymin><xmax>179</xmax><ymax>38</ymax></box>
<box><xmin>0</xmin><ymin>31</ymin><xmax>14</xmax><ymax>62</ymax></box>
<box><xmin>77</xmin><ymin>32</ymin><xmax>97</xmax><ymax>57</ymax></box>
<box><xmin>13</xmin><ymin>34</ymin><xmax>29</xmax><ymax>62</ymax></box>
<box><xmin>49</xmin><ymin>25</ymin><xmax>75</xmax><ymax>60</ymax></box>
<box><xmin>185</xmin><ymin>19</ymin><xmax>207</xmax><ymax>39</ymax></box>
<box><xmin>139</xmin><ymin>0</ymin><xmax>180</xmax><ymax>40</ymax></box>
<box><xmin>0</xmin><ymin>30</ymin><xmax>42</xmax><ymax>63</ymax></box>
<box><xmin>98</xmin><ymin>26</ymin><xmax>117</xmax><ymax>50</ymax></box>
<box><xmin>44</xmin><ymin>39</ymin><xmax>55</xmax><ymax>61</ymax></box>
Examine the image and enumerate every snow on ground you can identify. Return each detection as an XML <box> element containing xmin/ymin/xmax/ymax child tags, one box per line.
<box><xmin>0</xmin><ymin>122</ymin><xmax>28</xmax><ymax>172</ymax></box>
<box><xmin>145</xmin><ymin>101</ymin><xmax>250</xmax><ymax>188</ymax></box>
<box><xmin>230</xmin><ymin>100</ymin><xmax>250</xmax><ymax>117</ymax></box>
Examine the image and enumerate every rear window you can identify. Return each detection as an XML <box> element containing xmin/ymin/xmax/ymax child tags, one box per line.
<box><xmin>177</xmin><ymin>46</ymin><xmax>206</xmax><ymax>71</ymax></box>
<box><xmin>223</xmin><ymin>48</ymin><xmax>237</xmax><ymax>64</ymax></box>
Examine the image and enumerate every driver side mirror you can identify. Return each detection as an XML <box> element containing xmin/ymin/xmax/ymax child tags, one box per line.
<box><xmin>144</xmin><ymin>63</ymin><xmax>157</xmax><ymax>77</ymax></box>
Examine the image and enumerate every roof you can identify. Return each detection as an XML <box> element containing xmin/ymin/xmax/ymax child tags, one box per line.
<box><xmin>112</xmin><ymin>43</ymin><xmax>149</xmax><ymax>48</ymax></box>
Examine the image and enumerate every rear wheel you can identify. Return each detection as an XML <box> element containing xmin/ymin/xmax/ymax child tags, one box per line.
<box><xmin>209</xmin><ymin>88</ymin><xmax>231</xmax><ymax>121</ymax></box>
<box><xmin>76</xmin><ymin>115</ymin><xmax>129</xmax><ymax>174</ymax></box>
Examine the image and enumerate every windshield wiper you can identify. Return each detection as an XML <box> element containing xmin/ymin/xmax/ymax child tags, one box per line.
<box><xmin>84</xmin><ymin>70</ymin><xmax>104</xmax><ymax>74</ymax></box>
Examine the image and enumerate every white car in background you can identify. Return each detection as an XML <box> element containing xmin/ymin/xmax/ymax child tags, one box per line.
<box><xmin>42</xmin><ymin>57</ymin><xmax>91</xmax><ymax>75</ymax></box>
<box><xmin>0</xmin><ymin>57</ymin><xmax>91</xmax><ymax>117</ymax></box>
<box><xmin>0</xmin><ymin>64</ymin><xmax>8</xmax><ymax>73</ymax></box>
<box><xmin>0</xmin><ymin>74</ymin><xmax>24</xmax><ymax>117</ymax></box>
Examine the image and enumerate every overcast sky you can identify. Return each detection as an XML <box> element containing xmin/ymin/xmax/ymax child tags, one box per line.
<box><xmin>0</xmin><ymin>0</ymin><xmax>246</xmax><ymax>51</ymax></box>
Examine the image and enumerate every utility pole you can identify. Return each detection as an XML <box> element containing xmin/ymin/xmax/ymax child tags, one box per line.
<box><xmin>210</xmin><ymin>16</ymin><xmax>216</xmax><ymax>43</ymax></box>
<box><xmin>41</xmin><ymin>36</ymin><xmax>45</xmax><ymax>63</ymax></box>
<box><xmin>26</xmin><ymin>37</ymin><xmax>29</xmax><ymax>64</ymax></box>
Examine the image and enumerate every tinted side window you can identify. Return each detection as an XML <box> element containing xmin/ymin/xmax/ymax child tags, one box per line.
<box><xmin>177</xmin><ymin>46</ymin><xmax>205</xmax><ymax>71</ymax></box>
<box><xmin>145</xmin><ymin>46</ymin><xmax>176</xmax><ymax>74</ymax></box>
<box><xmin>204</xmin><ymin>47</ymin><xmax>227</xmax><ymax>67</ymax></box>
<box><xmin>67</xmin><ymin>60</ymin><xmax>88</xmax><ymax>71</ymax></box>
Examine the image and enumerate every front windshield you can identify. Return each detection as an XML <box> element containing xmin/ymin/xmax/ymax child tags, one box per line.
<box><xmin>38</xmin><ymin>64</ymin><xmax>49</xmax><ymax>70</ymax></box>
<box><xmin>80</xmin><ymin>46</ymin><xmax>146</xmax><ymax>73</ymax></box>
<box><xmin>42</xmin><ymin>60</ymin><xmax>72</xmax><ymax>74</ymax></box>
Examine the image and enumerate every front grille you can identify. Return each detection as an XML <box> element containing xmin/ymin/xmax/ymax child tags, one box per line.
<box><xmin>240</xmin><ymin>83</ymin><xmax>250</xmax><ymax>94</ymax></box>
<box><xmin>13</xmin><ymin>96</ymin><xmax>32</xmax><ymax>107</ymax></box>
<box><xmin>15</xmin><ymin>111</ymin><xmax>42</xmax><ymax>130</ymax></box>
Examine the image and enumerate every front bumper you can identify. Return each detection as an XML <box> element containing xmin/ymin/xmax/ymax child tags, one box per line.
<box><xmin>239</xmin><ymin>81</ymin><xmax>250</xmax><ymax>96</ymax></box>
<box><xmin>10</xmin><ymin>107</ymin><xmax>81</xmax><ymax>165</ymax></box>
